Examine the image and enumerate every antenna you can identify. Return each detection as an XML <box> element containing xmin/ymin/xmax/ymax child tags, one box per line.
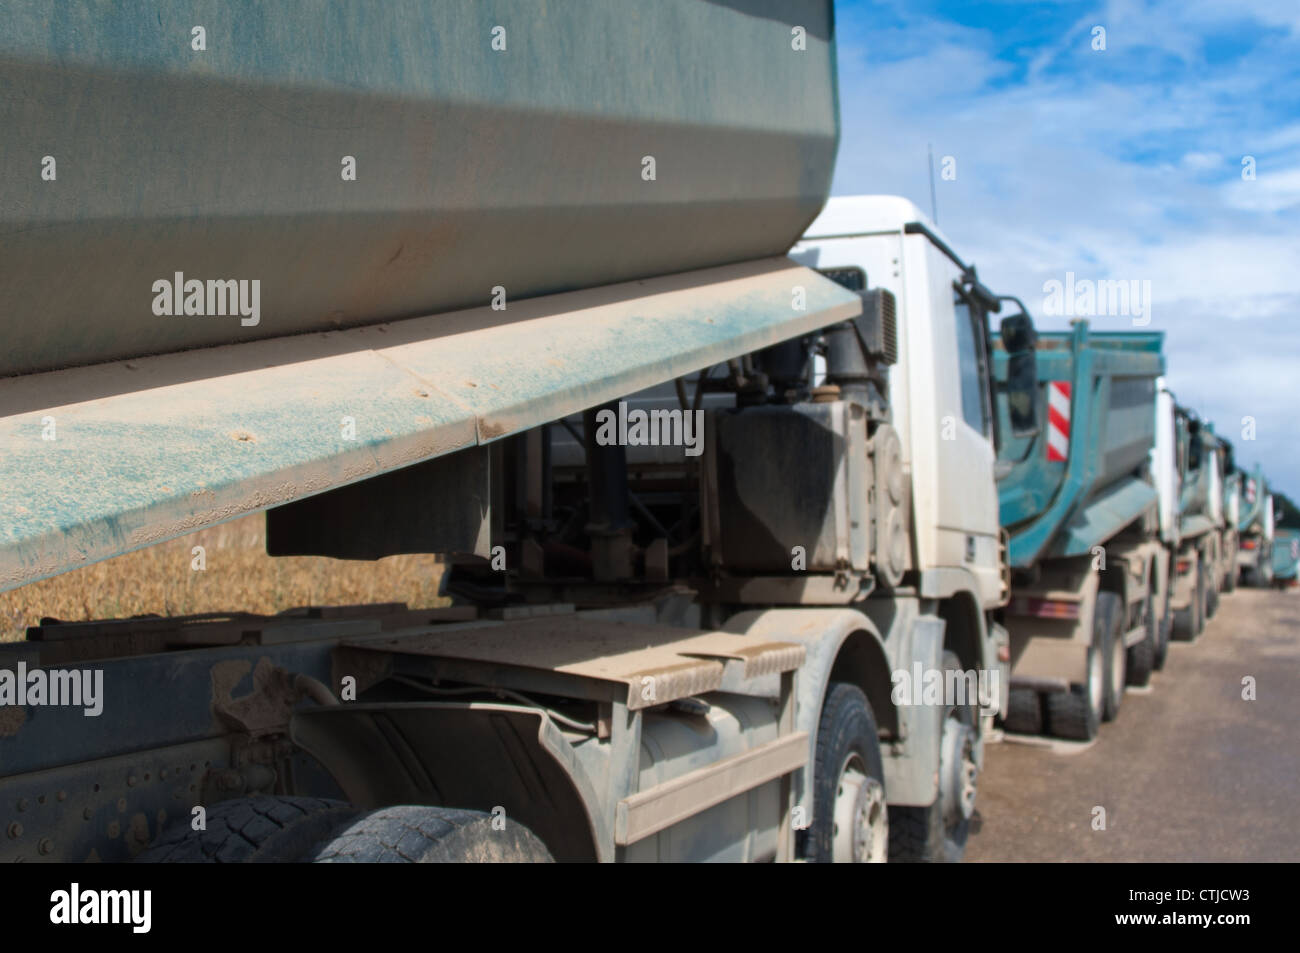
<box><xmin>927</xmin><ymin>143</ymin><xmax>939</xmax><ymax>224</ymax></box>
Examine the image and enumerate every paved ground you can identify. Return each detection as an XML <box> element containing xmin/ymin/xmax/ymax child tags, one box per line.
<box><xmin>966</xmin><ymin>586</ymin><xmax>1300</xmax><ymax>862</ymax></box>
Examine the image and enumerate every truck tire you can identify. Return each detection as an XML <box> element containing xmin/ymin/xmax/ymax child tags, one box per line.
<box><xmin>136</xmin><ymin>795</ymin><xmax>358</xmax><ymax>863</ymax></box>
<box><xmin>1172</xmin><ymin>560</ymin><xmax>1203</xmax><ymax>642</ymax></box>
<box><xmin>1153</xmin><ymin>597</ymin><xmax>1171</xmax><ymax>671</ymax></box>
<box><xmin>806</xmin><ymin>682</ymin><xmax>888</xmax><ymax>863</ymax></box>
<box><xmin>888</xmin><ymin>652</ymin><xmax>978</xmax><ymax>863</ymax></box>
<box><xmin>1100</xmin><ymin>592</ymin><xmax>1125</xmax><ymax>722</ymax></box>
<box><xmin>1223</xmin><ymin>562</ymin><xmax>1237</xmax><ymax>593</ymax></box>
<box><xmin>310</xmin><ymin>806</ymin><xmax>553</xmax><ymax>862</ymax></box>
<box><xmin>1196</xmin><ymin>561</ymin><xmax>1209</xmax><ymax>634</ymax></box>
<box><xmin>1001</xmin><ymin>687</ymin><xmax>1043</xmax><ymax>735</ymax></box>
<box><xmin>1126</xmin><ymin>587</ymin><xmax>1156</xmax><ymax>687</ymax></box>
<box><xmin>1206</xmin><ymin>560</ymin><xmax>1220</xmax><ymax>619</ymax></box>
<box><xmin>1045</xmin><ymin>598</ymin><xmax>1106</xmax><ymax>741</ymax></box>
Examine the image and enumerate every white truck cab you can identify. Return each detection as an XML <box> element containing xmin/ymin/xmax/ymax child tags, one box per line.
<box><xmin>793</xmin><ymin>196</ymin><xmax>1005</xmax><ymax>611</ymax></box>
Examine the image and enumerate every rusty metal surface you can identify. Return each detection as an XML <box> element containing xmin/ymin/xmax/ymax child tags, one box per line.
<box><xmin>345</xmin><ymin>615</ymin><xmax>805</xmax><ymax>710</ymax></box>
<box><xmin>0</xmin><ymin>258</ymin><xmax>862</xmax><ymax>592</ymax></box>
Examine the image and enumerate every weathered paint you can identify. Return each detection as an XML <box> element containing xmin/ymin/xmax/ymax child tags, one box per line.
<box><xmin>0</xmin><ymin>258</ymin><xmax>862</xmax><ymax>591</ymax></box>
<box><xmin>0</xmin><ymin>0</ymin><xmax>839</xmax><ymax>376</ymax></box>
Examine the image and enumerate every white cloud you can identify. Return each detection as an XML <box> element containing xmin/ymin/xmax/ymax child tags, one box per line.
<box><xmin>829</xmin><ymin>0</ymin><xmax>1300</xmax><ymax>495</ymax></box>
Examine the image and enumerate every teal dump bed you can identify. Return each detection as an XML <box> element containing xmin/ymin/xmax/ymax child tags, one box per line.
<box><xmin>0</xmin><ymin>0</ymin><xmax>839</xmax><ymax>377</ymax></box>
<box><xmin>1273</xmin><ymin>529</ymin><xmax>1300</xmax><ymax>581</ymax></box>
<box><xmin>992</xmin><ymin>323</ymin><xmax>1165</xmax><ymax>569</ymax></box>
<box><xmin>1239</xmin><ymin>466</ymin><xmax>1270</xmax><ymax>532</ymax></box>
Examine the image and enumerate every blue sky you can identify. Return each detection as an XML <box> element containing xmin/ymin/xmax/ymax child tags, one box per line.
<box><xmin>830</xmin><ymin>0</ymin><xmax>1300</xmax><ymax>504</ymax></box>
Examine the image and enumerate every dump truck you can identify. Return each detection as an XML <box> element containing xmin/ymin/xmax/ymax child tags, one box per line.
<box><xmin>1271</xmin><ymin>529</ymin><xmax>1300</xmax><ymax>588</ymax></box>
<box><xmin>1221</xmin><ymin>455</ymin><xmax>1242</xmax><ymax>596</ymax></box>
<box><xmin>991</xmin><ymin>324</ymin><xmax>1167</xmax><ymax>741</ymax></box>
<box><xmin>1237</xmin><ymin>466</ymin><xmax>1276</xmax><ymax>587</ymax></box>
<box><xmin>1268</xmin><ymin>527</ymin><xmax>1300</xmax><ymax>587</ymax></box>
<box><xmin>1169</xmin><ymin>409</ymin><xmax>1233</xmax><ymax>635</ymax></box>
<box><xmin>0</xmin><ymin>2</ymin><xmax>1027</xmax><ymax>864</ymax></box>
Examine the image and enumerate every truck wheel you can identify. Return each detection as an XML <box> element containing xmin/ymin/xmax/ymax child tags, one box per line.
<box><xmin>1126</xmin><ymin>587</ymin><xmax>1156</xmax><ymax>687</ymax></box>
<box><xmin>888</xmin><ymin>653</ymin><xmax>978</xmax><ymax>863</ymax></box>
<box><xmin>1223</xmin><ymin>563</ymin><xmax>1237</xmax><ymax>593</ymax></box>
<box><xmin>1045</xmin><ymin>600</ymin><xmax>1106</xmax><ymax>741</ymax></box>
<box><xmin>1195</xmin><ymin>562</ymin><xmax>1209</xmax><ymax>634</ymax></box>
<box><xmin>1153</xmin><ymin>597</ymin><xmax>1171</xmax><ymax>670</ymax></box>
<box><xmin>807</xmin><ymin>682</ymin><xmax>888</xmax><ymax>863</ymax></box>
<box><xmin>1001</xmin><ymin>687</ymin><xmax>1043</xmax><ymax>735</ymax></box>
<box><xmin>136</xmin><ymin>795</ymin><xmax>358</xmax><ymax>863</ymax></box>
<box><xmin>1172</xmin><ymin>562</ymin><xmax>1202</xmax><ymax>642</ymax></box>
<box><xmin>1100</xmin><ymin>592</ymin><xmax>1125</xmax><ymax>721</ymax></box>
<box><xmin>1205</xmin><ymin>560</ymin><xmax>1220</xmax><ymax>619</ymax></box>
<box><xmin>310</xmin><ymin>806</ymin><xmax>553</xmax><ymax>862</ymax></box>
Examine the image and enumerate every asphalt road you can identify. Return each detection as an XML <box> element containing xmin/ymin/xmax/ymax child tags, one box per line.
<box><xmin>966</xmin><ymin>587</ymin><xmax>1300</xmax><ymax>862</ymax></box>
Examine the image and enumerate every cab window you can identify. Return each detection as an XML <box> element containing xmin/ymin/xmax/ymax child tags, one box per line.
<box><xmin>953</xmin><ymin>290</ymin><xmax>992</xmax><ymax>437</ymax></box>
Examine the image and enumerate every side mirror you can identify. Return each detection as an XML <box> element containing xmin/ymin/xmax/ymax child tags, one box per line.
<box><xmin>1000</xmin><ymin>313</ymin><xmax>1039</xmax><ymax>437</ymax></box>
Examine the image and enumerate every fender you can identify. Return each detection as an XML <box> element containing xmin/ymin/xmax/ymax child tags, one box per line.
<box><xmin>725</xmin><ymin>602</ymin><xmax>946</xmax><ymax>812</ymax></box>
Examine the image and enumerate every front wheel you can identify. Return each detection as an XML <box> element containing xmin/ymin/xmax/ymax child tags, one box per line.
<box><xmin>807</xmin><ymin>683</ymin><xmax>888</xmax><ymax>863</ymax></box>
<box><xmin>888</xmin><ymin>652</ymin><xmax>978</xmax><ymax>862</ymax></box>
<box><xmin>1100</xmin><ymin>592</ymin><xmax>1125</xmax><ymax>722</ymax></box>
<box><xmin>1126</xmin><ymin>586</ymin><xmax>1156</xmax><ymax>687</ymax></box>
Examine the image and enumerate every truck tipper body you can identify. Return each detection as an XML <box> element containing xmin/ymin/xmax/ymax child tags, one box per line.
<box><xmin>1221</xmin><ymin>460</ymin><xmax>1242</xmax><ymax>595</ymax></box>
<box><xmin>991</xmin><ymin>324</ymin><xmax>1167</xmax><ymax>740</ymax></box>
<box><xmin>0</xmin><ymin>5</ymin><xmax>1020</xmax><ymax>864</ymax></box>
<box><xmin>1271</xmin><ymin>529</ymin><xmax>1300</xmax><ymax>587</ymax></box>
<box><xmin>1169</xmin><ymin>409</ymin><xmax>1233</xmax><ymax>633</ymax></box>
<box><xmin>1237</xmin><ymin>467</ymin><xmax>1276</xmax><ymax>587</ymax></box>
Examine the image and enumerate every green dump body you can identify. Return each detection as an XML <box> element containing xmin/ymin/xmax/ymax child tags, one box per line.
<box><xmin>0</xmin><ymin>0</ymin><xmax>839</xmax><ymax>377</ymax></box>
<box><xmin>1272</xmin><ymin>529</ymin><xmax>1300</xmax><ymax>582</ymax></box>
<box><xmin>992</xmin><ymin>323</ymin><xmax>1165</xmax><ymax>570</ymax></box>
<box><xmin>1238</xmin><ymin>466</ymin><xmax>1270</xmax><ymax>534</ymax></box>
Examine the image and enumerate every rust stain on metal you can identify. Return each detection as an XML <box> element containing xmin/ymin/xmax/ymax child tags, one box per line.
<box><xmin>211</xmin><ymin>656</ymin><xmax>301</xmax><ymax>737</ymax></box>
<box><xmin>0</xmin><ymin>705</ymin><xmax>26</xmax><ymax>737</ymax></box>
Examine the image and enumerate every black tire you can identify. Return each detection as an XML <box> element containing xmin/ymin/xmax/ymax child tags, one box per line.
<box><xmin>1100</xmin><ymin>591</ymin><xmax>1125</xmax><ymax>722</ymax></box>
<box><xmin>310</xmin><ymin>806</ymin><xmax>553</xmax><ymax>863</ymax></box>
<box><xmin>806</xmin><ymin>682</ymin><xmax>888</xmax><ymax>863</ymax></box>
<box><xmin>1172</xmin><ymin>559</ymin><xmax>1202</xmax><ymax>642</ymax></box>
<box><xmin>1195</xmin><ymin>561</ymin><xmax>1208</xmax><ymax>634</ymax></box>
<box><xmin>1153</xmin><ymin>594</ymin><xmax>1171</xmax><ymax>670</ymax></box>
<box><xmin>1126</xmin><ymin>586</ymin><xmax>1156</xmax><ymax>687</ymax></box>
<box><xmin>1001</xmin><ymin>687</ymin><xmax>1043</xmax><ymax>735</ymax></box>
<box><xmin>1045</xmin><ymin>595</ymin><xmax>1107</xmax><ymax>741</ymax></box>
<box><xmin>1205</xmin><ymin>558</ymin><xmax>1220</xmax><ymax>619</ymax></box>
<box><xmin>888</xmin><ymin>652</ymin><xmax>978</xmax><ymax>863</ymax></box>
<box><xmin>1223</xmin><ymin>562</ymin><xmax>1237</xmax><ymax>593</ymax></box>
<box><xmin>136</xmin><ymin>795</ymin><xmax>358</xmax><ymax>863</ymax></box>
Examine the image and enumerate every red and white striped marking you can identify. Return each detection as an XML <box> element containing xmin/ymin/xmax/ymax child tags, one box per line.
<box><xmin>1046</xmin><ymin>380</ymin><xmax>1071</xmax><ymax>462</ymax></box>
<box><xmin>1246</xmin><ymin>479</ymin><xmax>1257</xmax><ymax>504</ymax></box>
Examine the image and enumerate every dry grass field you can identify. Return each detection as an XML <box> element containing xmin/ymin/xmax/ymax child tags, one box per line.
<box><xmin>0</xmin><ymin>513</ymin><xmax>447</xmax><ymax>642</ymax></box>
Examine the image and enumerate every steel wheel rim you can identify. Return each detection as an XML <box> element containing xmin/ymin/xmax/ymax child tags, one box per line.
<box><xmin>832</xmin><ymin>753</ymin><xmax>887</xmax><ymax>863</ymax></box>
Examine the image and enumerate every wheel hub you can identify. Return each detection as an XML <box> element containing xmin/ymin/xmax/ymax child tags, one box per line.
<box><xmin>940</xmin><ymin>716</ymin><xmax>978</xmax><ymax>825</ymax></box>
<box><xmin>831</xmin><ymin>755</ymin><xmax>888</xmax><ymax>863</ymax></box>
